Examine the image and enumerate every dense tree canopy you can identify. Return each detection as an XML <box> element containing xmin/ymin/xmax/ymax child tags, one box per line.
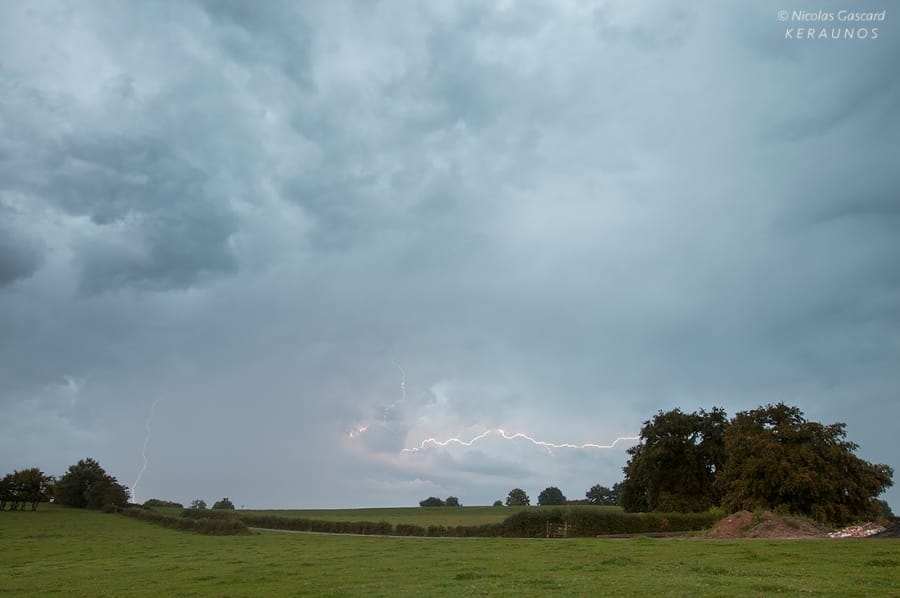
<box><xmin>619</xmin><ymin>404</ymin><xmax>893</xmax><ymax>524</ymax></box>
<box><xmin>54</xmin><ymin>458</ymin><xmax>128</xmax><ymax>510</ymax></box>
<box><xmin>419</xmin><ymin>496</ymin><xmax>444</xmax><ymax>507</ymax></box>
<box><xmin>537</xmin><ymin>486</ymin><xmax>566</xmax><ymax>506</ymax></box>
<box><xmin>505</xmin><ymin>488</ymin><xmax>530</xmax><ymax>506</ymax></box>
<box><xmin>716</xmin><ymin>403</ymin><xmax>893</xmax><ymax>525</ymax></box>
<box><xmin>619</xmin><ymin>407</ymin><xmax>728</xmax><ymax>513</ymax></box>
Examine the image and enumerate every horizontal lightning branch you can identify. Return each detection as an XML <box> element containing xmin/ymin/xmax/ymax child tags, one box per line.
<box><xmin>401</xmin><ymin>428</ymin><xmax>640</xmax><ymax>454</ymax></box>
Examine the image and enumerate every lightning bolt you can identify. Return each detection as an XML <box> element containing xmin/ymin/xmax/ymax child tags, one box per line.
<box><xmin>131</xmin><ymin>398</ymin><xmax>160</xmax><ymax>503</ymax></box>
<box><xmin>402</xmin><ymin>428</ymin><xmax>639</xmax><ymax>454</ymax></box>
<box><xmin>382</xmin><ymin>360</ymin><xmax>406</xmax><ymax>423</ymax></box>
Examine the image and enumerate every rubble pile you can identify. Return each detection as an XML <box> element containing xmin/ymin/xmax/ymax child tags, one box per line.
<box><xmin>827</xmin><ymin>523</ymin><xmax>886</xmax><ymax>538</ymax></box>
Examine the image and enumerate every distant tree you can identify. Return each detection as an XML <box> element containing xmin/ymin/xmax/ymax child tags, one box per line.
<box><xmin>717</xmin><ymin>403</ymin><xmax>894</xmax><ymax>525</ymax></box>
<box><xmin>537</xmin><ymin>486</ymin><xmax>567</xmax><ymax>506</ymax></box>
<box><xmin>586</xmin><ymin>484</ymin><xmax>620</xmax><ymax>506</ymax></box>
<box><xmin>444</xmin><ymin>496</ymin><xmax>461</xmax><ymax>507</ymax></box>
<box><xmin>190</xmin><ymin>499</ymin><xmax>208</xmax><ymax>510</ymax></box>
<box><xmin>419</xmin><ymin>496</ymin><xmax>444</xmax><ymax>507</ymax></box>
<box><xmin>212</xmin><ymin>497</ymin><xmax>235</xmax><ymax>510</ymax></box>
<box><xmin>55</xmin><ymin>458</ymin><xmax>129</xmax><ymax>510</ymax></box>
<box><xmin>619</xmin><ymin>407</ymin><xmax>728</xmax><ymax>512</ymax></box>
<box><xmin>142</xmin><ymin>498</ymin><xmax>184</xmax><ymax>509</ymax></box>
<box><xmin>505</xmin><ymin>488</ymin><xmax>530</xmax><ymax>507</ymax></box>
<box><xmin>492</xmin><ymin>500</ymin><xmax>503</xmax><ymax>507</ymax></box>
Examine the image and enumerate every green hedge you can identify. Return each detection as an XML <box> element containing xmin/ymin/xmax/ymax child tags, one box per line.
<box><xmin>232</xmin><ymin>508</ymin><xmax>715</xmax><ymax>538</ymax></box>
<box><xmin>124</xmin><ymin>507</ymin><xmax>249</xmax><ymax>535</ymax></box>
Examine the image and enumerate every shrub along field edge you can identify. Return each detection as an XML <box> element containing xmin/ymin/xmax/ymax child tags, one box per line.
<box><xmin>230</xmin><ymin>507</ymin><xmax>717</xmax><ymax>538</ymax></box>
<box><xmin>123</xmin><ymin>506</ymin><xmax>249</xmax><ymax>535</ymax></box>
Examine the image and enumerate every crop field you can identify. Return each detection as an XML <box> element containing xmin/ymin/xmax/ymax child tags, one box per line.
<box><xmin>2</xmin><ymin>505</ymin><xmax>899</xmax><ymax>596</ymax></box>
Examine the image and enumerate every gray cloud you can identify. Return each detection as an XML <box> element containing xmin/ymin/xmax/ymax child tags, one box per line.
<box><xmin>1</xmin><ymin>1</ymin><xmax>897</xmax><ymax>509</ymax></box>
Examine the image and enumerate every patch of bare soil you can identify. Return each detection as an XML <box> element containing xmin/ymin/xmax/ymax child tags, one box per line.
<box><xmin>705</xmin><ymin>510</ymin><xmax>828</xmax><ymax>539</ymax></box>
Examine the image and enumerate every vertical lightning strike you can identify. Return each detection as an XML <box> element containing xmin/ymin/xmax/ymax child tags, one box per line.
<box><xmin>382</xmin><ymin>360</ymin><xmax>406</xmax><ymax>423</ymax></box>
<box><xmin>402</xmin><ymin>428</ymin><xmax>639</xmax><ymax>454</ymax></box>
<box><xmin>131</xmin><ymin>398</ymin><xmax>160</xmax><ymax>503</ymax></box>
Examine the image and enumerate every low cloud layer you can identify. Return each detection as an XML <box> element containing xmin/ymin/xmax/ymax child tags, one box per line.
<box><xmin>1</xmin><ymin>1</ymin><xmax>898</xmax><ymax>509</ymax></box>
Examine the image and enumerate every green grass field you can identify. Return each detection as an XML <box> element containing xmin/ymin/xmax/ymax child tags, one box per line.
<box><xmin>2</xmin><ymin>505</ymin><xmax>898</xmax><ymax>596</ymax></box>
<box><xmin>241</xmin><ymin>505</ymin><xmax>568</xmax><ymax>526</ymax></box>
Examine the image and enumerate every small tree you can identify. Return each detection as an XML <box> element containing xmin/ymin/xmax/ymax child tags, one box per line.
<box><xmin>190</xmin><ymin>499</ymin><xmax>208</xmax><ymax>510</ymax></box>
<box><xmin>419</xmin><ymin>496</ymin><xmax>444</xmax><ymax>507</ymax></box>
<box><xmin>505</xmin><ymin>488</ymin><xmax>530</xmax><ymax>506</ymax></box>
<box><xmin>586</xmin><ymin>484</ymin><xmax>620</xmax><ymax>506</ymax></box>
<box><xmin>212</xmin><ymin>497</ymin><xmax>235</xmax><ymax>510</ymax></box>
<box><xmin>445</xmin><ymin>496</ymin><xmax>461</xmax><ymax>507</ymax></box>
<box><xmin>538</xmin><ymin>486</ymin><xmax>566</xmax><ymax>506</ymax></box>
<box><xmin>492</xmin><ymin>500</ymin><xmax>503</xmax><ymax>507</ymax></box>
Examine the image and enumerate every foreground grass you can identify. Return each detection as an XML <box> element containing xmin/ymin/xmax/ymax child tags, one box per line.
<box><xmin>2</xmin><ymin>506</ymin><xmax>898</xmax><ymax>596</ymax></box>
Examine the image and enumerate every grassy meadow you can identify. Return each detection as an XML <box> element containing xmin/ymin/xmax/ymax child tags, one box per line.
<box><xmin>2</xmin><ymin>505</ymin><xmax>899</xmax><ymax>596</ymax></box>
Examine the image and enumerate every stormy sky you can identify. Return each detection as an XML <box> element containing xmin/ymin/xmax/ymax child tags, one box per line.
<box><xmin>1</xmin><ymin>1</ymin><xmax>898</xmax><ymax>509</ymax></box>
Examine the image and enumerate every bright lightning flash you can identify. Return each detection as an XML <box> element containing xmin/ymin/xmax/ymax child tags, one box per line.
<box><xmin>131</xmin><ymin>399</ymin><xmax>160</xmax><ymax>503</ymax></box>
<box><xmin>402</xmin><ymin>428</ymin><xmax>639</xmax><ymax>454</ymax></box>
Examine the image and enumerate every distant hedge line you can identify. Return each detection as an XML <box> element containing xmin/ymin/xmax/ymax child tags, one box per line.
<box><xmin>235</xmin><ymin>508</ymin><xmax>717</xmax><ymax>538</ymax></box>
<box><xmin>123</xmin><ymin>507</ymin><xmax>249</xmax><ymax>535</ymax></box>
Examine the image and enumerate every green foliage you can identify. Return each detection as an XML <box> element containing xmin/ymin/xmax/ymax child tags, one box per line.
<box><xmin>123</xmin><ymin>507</ymin><xmax>248</xmax><ymax>535</ymax></box>
<box><xmin>0</xmin><ymin>468</ymin><xmax>54</xmax><ymax>511</ymax></box>
<box><xmin>537</xmin><ymin>486</ymin><xmax>567</xmax><ymax>506</ymax></box>
<box><xmin>505</xmin><ymin>488</ymin><xmax>530</xmax><ymax>506</ymax></box>
<box><xmin>492</xmin><ymin>500</ymin><xmax>503</xmax><ymax>507</ymax></box>
<box><xmin>190</xmin><ymin>499</ymin><xmax>207</xmax><ymax>510</ymax></box>
<box><xmin>586</xmin><ymin>483</ymin><xmax>620</xmax><ymax>506</ymax></box>
<box><xmin>418</xmin><ymin>496</ymin><xmax>444</xmax><ymax>507</ymax></box>
<box><xmin>717</xmin><ymin>403</ymin><xmax>894</xmax><ymax>525</ymax></box>
<box><xmin>620</xmin><ymin>407</ymin><xmax>728</xmax><ymax>513</ymax></box>
<box><xmin>212</xmin><ymin>497</ymin><xmax>235</xmax><ymax>510</ymax></box>
<box><xmin>445</xmin><ymin>496</ymin><xmax>461</xmax><ymax>507</ymax></box>
<box><xmin>54</xmin><ymin>458</ymin><xmax>129</xmax><ymax>510</ymax></box>
<box><xmin>620</xmin><ymin>403</ymin><xmax>892</xmax><ymax>525</ymax></box>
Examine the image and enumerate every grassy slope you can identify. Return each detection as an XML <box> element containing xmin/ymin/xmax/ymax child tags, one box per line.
<box><xmin>2</xmin><ymin>505</ymin><xmax>898</xmax><ymax>596</ymax></box>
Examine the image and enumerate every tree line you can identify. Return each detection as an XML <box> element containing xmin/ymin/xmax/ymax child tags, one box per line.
<box><xmin>420</xmin><ymin>484</ymin><xmax>620</xmax><ymax>509</ymax></box>
<box><xmin>1</xmin><ymin>458</ymin><xmax>129</xmax><ymax>512</ymax></box>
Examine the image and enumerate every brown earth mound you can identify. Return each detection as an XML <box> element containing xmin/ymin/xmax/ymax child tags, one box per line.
<box><xmin>706</xmin><ymin>510</ymin><xmax>827</xmax><ymax>539</ymax></box>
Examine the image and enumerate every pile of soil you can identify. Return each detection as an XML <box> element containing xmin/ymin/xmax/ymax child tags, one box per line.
<box><xmin>705</xmin><ymin>510</ymin><xmax>827</xmax><ymax>539</ymax></box>
<box><xmin>869</xmin><ymin>523</ymin><xmax>900</xmax><ymax>539</ymax></box>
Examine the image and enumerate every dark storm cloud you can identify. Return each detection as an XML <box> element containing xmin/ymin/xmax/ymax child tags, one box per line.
<box><xmin>1</xmin><ymin>1</ymin><xmax>898</xmax><ymax>508</ymax></box>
